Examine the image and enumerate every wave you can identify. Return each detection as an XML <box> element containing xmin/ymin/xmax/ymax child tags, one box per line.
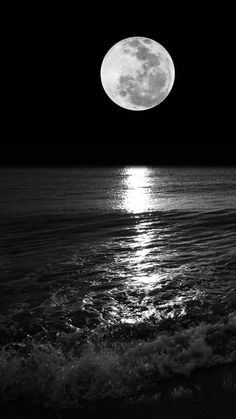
<box><xmin>0</xmin><ymin>315</ymin><xmax>236</xmax><ymax>408</ymax></box>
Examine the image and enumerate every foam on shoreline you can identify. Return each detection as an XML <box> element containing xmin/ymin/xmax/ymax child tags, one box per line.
<box><xmin>0</xmin><ymin>314</ymin><xmax>236</xmax><ymax>408</ymax></box>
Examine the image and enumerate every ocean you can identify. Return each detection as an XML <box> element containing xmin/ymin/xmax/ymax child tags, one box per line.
<box><xmin>0</xmin><ymin>166</ymin><xmax>236</xmax><ymax>406</ymax></box>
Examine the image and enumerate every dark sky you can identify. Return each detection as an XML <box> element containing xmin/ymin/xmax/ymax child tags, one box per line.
<box><xmin>3</xmin><ymin>3</ymin><xmax>235</xmax><ymax>167</ymax></box>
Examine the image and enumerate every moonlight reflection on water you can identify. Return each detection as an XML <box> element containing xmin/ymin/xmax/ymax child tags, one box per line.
<box><xmin>123</xmin><ymin>167</ymin><xmax>152</xmax><ymax>213</ymax></box>
<box><xmin>119</xmin><ymin>167</ymin><xmax>165</xmax><ymax>322</ymax></box>
<box><xmin>116</xmin><ymin>167</ymin><xmax>200</xmax><ymax>325</ymax></box>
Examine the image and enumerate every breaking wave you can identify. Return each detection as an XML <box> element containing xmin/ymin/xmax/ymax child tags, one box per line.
<box><xmin>0</xmin><ymin>315</ymin><xmax>236</xmax><ymax>408</ymax></box>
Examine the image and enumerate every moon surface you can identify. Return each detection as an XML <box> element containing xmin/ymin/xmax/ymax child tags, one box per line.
<box><xmin>100</xmin><ymin>36</ymin><xmax>175</xmax><ymax>111</ymax></box>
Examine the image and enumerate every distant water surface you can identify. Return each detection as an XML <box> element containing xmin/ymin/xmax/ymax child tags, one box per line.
<box><xmin>0</xmin><ymin>167</ymin><xmax>236</xmax><ymax>341</ymax></box>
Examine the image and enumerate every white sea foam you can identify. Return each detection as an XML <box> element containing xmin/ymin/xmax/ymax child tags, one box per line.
<box><xmin>0</xmin><ymin>315</ymin><xmax>236</xmax><ymax>407</ymax></box>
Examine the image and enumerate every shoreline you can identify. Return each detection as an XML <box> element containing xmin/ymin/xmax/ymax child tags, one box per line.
<box><xmin>0</xmin><ymin>361</ymin><xmax>235</xmax><ymax>419</ymax></box>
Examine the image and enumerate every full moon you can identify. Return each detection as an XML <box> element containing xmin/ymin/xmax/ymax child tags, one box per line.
<box><xmin>100</xmin><ymin>36</ymin><xmax>175</xmax><ymax>111</ymax></box>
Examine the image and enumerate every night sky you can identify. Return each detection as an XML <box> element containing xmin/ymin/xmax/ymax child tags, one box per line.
<box><xmin>3</xmin><ymin>4</ymin><xmax>235</xmax><ymax>167</ymax></box>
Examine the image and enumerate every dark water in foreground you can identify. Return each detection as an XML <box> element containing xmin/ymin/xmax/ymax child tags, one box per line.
<box><xmin>0</xmin><ymin>167</ymin><xmax>236</xmax><ymax>405</ymax></box>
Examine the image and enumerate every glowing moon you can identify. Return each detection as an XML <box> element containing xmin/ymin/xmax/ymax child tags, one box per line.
<box><xmin>100</xmin><ymin>36</ymin><xmax>175</xmax><ymax>111</ymax></box>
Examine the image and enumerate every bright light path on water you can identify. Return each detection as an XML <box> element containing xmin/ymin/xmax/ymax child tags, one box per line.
<box><xmin>123</xmin><ymin>167</ymin><xmax>151</xmax><ymax>213</ymax></box>
<box><xmin>121</xmin><ymin>167</ymin><xmax>163</xmax><ymax>323</ymax></box>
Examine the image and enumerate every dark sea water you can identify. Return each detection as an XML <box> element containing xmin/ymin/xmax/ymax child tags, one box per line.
<box><xmin>0</xmin><ymin>167</ymin><xmax>236</xmax><ymax>404</ymax></box>
<box><xmin>0</xmin><ymin>167</ymin><xmax>236</xmax><ymax>336</ymax></box>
